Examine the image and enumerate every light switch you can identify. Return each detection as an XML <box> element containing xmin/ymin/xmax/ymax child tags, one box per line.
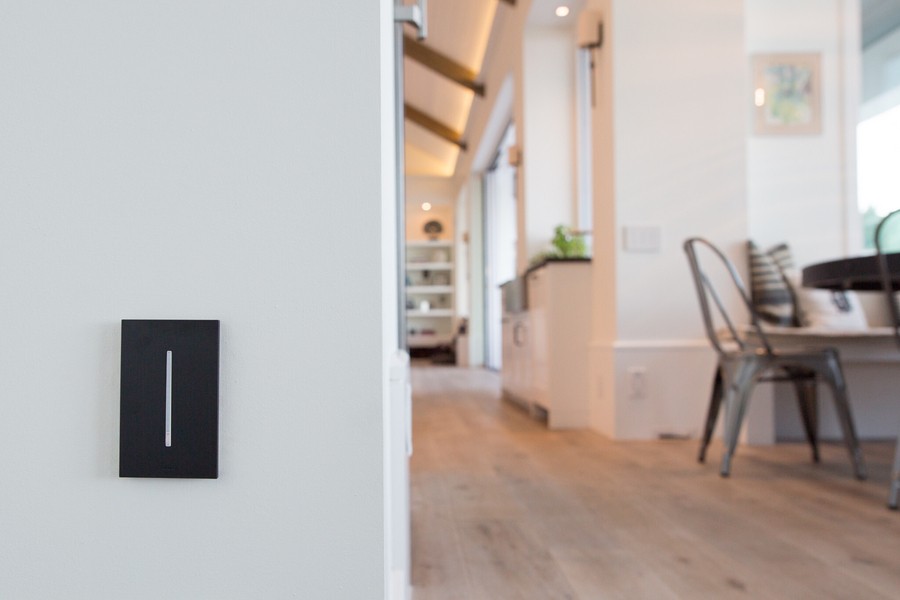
<box><xmin>119</xmin><ymin>320</ymin><xmax>220</xmax><ymax>479</ymax></box>
<box><xmin>623</xmin><ymin>225</ymin><xmax>662</xmax><ymax>253</ymax></box>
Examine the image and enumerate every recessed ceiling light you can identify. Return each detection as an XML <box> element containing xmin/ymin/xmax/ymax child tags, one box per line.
<box><xmin>422</xmin><ymin>202</ymin><xmax>432</xmax><ymax>211</ymax></box>
<box><xmin>555</xmin><ymin>6</ymin><xmax>570</xmax><ymax>17</ymax></box>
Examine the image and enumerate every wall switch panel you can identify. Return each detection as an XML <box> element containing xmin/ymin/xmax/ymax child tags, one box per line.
<box><xmin>119</xmin><ymin>320</ymin><xmax>220</xmax><ymax>478</ymax></box>
<box><xmin>623</xmin><ymin>225</ymin><xmax>662</xmax><ymax>253</ymax></box>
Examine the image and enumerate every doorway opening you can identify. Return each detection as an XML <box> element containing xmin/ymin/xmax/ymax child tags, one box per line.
<box><xmin>482</xmin><ymin>123</ymin><xmax>519</xmax><ymax>371</ymax></box>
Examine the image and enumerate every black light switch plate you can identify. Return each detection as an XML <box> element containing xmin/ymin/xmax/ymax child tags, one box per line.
<box><xmin>119</xmin><ymin>320</ymin><xmax>219</xmax><ymax>478</ymax></box>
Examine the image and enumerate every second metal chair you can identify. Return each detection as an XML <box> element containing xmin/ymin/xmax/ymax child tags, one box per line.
<box><xmin>874</xmin><ymin>209</ymin><xmax>900</xmax><ymax>508</ymax></box>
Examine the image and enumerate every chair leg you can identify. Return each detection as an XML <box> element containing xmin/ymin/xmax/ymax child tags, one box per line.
<box><xmin>792</xmin><ymin>375</ymin><xmax>820</xmax><ymax>463</ymax></box>
<box><xmin>889</xmin><ymin>438</ymin><xmax>900</xmax><ymax>510</ymax></box>
<box><xmin>822</xmin><ymin>359</ymin><xmax>866</xmax><ymax>481</ymax></box>
<box><xmin>720</xmin><ymin>362</ymin><xmax>758</xmax><ymax>478</ymax></box>
<box><xmin>720</xmin><ymin>386</ymin><xmax>748</xmax><ymax>477</ymax></box>
<box><xmin>699</xmin><ymin>366</ymin><xmax>724</xmax><ymax>464</ymax></box>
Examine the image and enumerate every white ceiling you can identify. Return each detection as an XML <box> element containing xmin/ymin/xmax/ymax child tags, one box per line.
<box><xmin>403</xmin><ymin>0</ymin><xmax>588</xmax><ymax>178</ymax></box>
<box><xmin>403</xmin><ymin>0</ymin><xmax>498</xmax><ymax>178</ymax></box>
<box><xmin>527</xmin><ymin>0</ymin><xmax>586</xmax><ymax>26</ymax></box>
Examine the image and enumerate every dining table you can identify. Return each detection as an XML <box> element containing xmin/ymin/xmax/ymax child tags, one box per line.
<box><xmin>801</xmin><ymin>252</ymin><xmax>900</xmax><ymax>292</ymax></box>
<box><xmin>803</xmin><ymin>250</ymin><xmax>900</xmax><ymax>510</ymax></box>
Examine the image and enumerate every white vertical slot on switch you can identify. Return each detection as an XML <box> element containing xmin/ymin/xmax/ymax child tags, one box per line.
<box><xmin>165</xmin><ymin>350</ymin><xmax>173</xmax><ymax>447</ymax></box>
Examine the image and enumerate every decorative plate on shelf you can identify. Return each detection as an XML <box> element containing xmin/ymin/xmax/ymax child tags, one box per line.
<box><xmin>424</xmin><ymin>220</ymin><xmax>443</xmax><ymax>240</ymax></box>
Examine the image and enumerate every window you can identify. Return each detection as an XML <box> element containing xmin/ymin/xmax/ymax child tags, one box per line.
<box><xmin>857</xmin><ymin>105</ymin><xmax>900</xmax><ymax>249</ymax></box>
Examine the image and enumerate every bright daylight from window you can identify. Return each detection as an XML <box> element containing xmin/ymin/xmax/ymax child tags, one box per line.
<box><xmin>858</xmin><ymin>104</ymin><xmax>900</xmax><ymax>249</ymax></box>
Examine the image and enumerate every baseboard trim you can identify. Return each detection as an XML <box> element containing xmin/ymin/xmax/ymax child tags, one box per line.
<box><xmin>590</xmin><ymin>339</ymin><xmax>710</xmax><ymax>351</ymax></box>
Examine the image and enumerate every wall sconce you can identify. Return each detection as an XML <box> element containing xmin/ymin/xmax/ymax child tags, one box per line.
<box><xmin>508</xmin><ymin>145</ymin><xmax>522</xmax><ymax>167</ymax></box>
<box><xmin>578</xmin><ymin>12</ymin><xmax>604</xmax><ymax>107</ymax></box>
<box><xmin>577</xmin><ymin>12</ymin><xmax>604</xmax><ymax>49</ymax></box>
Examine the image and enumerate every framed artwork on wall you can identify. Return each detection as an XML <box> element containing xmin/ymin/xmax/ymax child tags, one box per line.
<box><xmin>752</xmin><ymin>53</ymin><xmax>822</xmax><ymax>135</ymax></box>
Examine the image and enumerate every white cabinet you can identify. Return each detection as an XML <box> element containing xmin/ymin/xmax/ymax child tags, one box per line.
<box><xmin>501</xmin><ymin>311</ymin><xmax>533</xmax><ymax>407</ymax></box>
<box><xmin>406</xmin><ymin>241</ymin><xmax>455</xmax><ymax>349</ymax></box>
<box><xmin>501</xmin><ymin>260</ymin><xmax>592</xmax><ymax>429</ymax></box>
<box><xmin>527</xmin><ymin>261</ymin><xmax>591</xmax><ymax>428</ymax></box>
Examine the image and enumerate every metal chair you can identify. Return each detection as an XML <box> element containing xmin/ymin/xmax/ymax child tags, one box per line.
<box><xmin>874</xmin><ymin>209</ymin><xmax>900</xmax><ymax>508</ymax></box>
<box><xmin>684</xmin><ymin>238</ymin><xmax>866</xmax><ymax>479</ymax></box>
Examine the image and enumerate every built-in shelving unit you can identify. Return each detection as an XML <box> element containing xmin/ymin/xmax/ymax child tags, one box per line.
<box><xmin>406</xmin><ymin>240</ymin><xmax>454</xmax><ymax>349</ymax></box>
<box><xmin>406</xmin><ymin>262</ymin><xmax>453</xmax><ymax>270</ymax></box>
<box><xmin>406</xmin><ymin>285</ymin><xmax>453</xmax><ymax>294</ymax></box>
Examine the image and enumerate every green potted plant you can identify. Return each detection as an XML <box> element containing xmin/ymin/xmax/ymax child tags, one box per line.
<box><xmin>530</xmin><ymin>225</ymin><xmax>588</xmax><ymax>265</ymax></box>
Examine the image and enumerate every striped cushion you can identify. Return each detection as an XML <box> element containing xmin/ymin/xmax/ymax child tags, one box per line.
<box><xmin>748</xmin><ymin>241</ymin><xmax>799</xmax><ymax>326</ymax></box>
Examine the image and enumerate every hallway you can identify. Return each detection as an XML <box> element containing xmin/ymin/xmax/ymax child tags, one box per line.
<box><xmin>410</xmin><ymin>366</ymin><xmax>900</xmax><ymax>599</ymax></box>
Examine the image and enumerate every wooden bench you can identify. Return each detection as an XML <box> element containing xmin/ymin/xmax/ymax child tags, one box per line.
<box><xmin>754</xmin><ymin>325</ymin><xmax>898</xmax><ymax>362</ymax></box>
<box><xmin>738</xmin><ymin>326</ymin><xmax>900</xmax><ymax>443</ymax></box>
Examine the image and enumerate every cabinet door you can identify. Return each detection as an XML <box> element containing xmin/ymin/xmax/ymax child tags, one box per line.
<box><xmin>513</xmin><ymin>313</ymin><xmax>533</xmax><ymax>403</ymax></box>
<box><xmin>501</xmin><ymin>317</ymin><xmax>515</xmax><ymax>392</ymax></box>
<box><xmin>502</xmin><ymin>313</ymin><xmax>531</xmax><ymax>403</ymax></box>
<box><xmin>527</xmin><ymin>271</ymin><xmax>549</xmax><ymax>410</ymax></box>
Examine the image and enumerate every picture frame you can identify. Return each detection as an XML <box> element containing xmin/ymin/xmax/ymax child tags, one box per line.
<box><xmin>752</xmin><ymin>53</ymin><xmax>822</xmax><ymax>135</ymax></box>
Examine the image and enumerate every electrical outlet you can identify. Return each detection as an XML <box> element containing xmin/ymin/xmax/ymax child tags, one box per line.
<box><xmin>627</xmin><ymin>367</ymin><xmax>647</xmax><ymax>399</ymax></box>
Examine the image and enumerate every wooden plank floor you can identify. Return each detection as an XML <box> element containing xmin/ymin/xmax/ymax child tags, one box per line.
<box><xmin>410</xmin><ymin>365</ymin><xmax>900</xmax><ymax>600</ymax></box>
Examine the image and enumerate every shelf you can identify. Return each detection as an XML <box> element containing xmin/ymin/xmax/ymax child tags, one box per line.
<box><xmin>406</xmin><ymin>285</ymin><xmax>453</xmax><ymax>294</ymax></box>
<box><xmin>406</xmin><ymin>262</ymin><xmax>453</xmax><ymax>270</ymax></box>
<box><xmin>407</xmin><ymin>309</ymin><xmax>454</xmax><ymax>317</ymax></box>
<box><xmin>407</xmin><ymin>333</ymin><xmax>453</xmax><ymax>348</ymax></box>
<box><xmin>407</xmin><ymin>240</ymin><xmax>453</xmax><ymax>248</ymax></box>
<box><xmin>406</xmin><ymin>240</ymin><xmax>454</xmax><ymax>341</ymax></box>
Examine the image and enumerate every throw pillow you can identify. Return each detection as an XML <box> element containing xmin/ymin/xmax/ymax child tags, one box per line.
<box><xmin>748</xmin><ymin>241</ymin><xmax>799</xmax><ymax>326</ymax></box>
<box><xmin>784</xmin><ymin>271</ymin><xmax>869</xmax><ymax>330</ymax></box>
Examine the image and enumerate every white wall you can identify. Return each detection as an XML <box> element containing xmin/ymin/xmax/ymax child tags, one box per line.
<box><xmin>406</xmin><ymin>176</ymin><xmax>457</xmax><ymax>210</ymax></box>
<box><xmin>406</xmin><ymin>176</ymin><xmax>455</xmax><ymax>243</ymax></box>
<box><xmin>746</xmin><ymin>0</ymin><xmax>862</xmax><ymax>265</ymax></box>
<box><xmin>588</xmin><ymin>0</ymin><xmax>746</xmax><ymax>439</ymax></box>
<box><xmin>612</xmin><ymin>1</ymin><xmax>747</xmax><ymax>342</ymax></box>
<box><xmin>0</xmin><ymin>2</ymin><xmax>393</xmax><ymax>598</ymax></box>
<box><xmin>522</xmin><ymin>26</ymin><xmax>579</xmax><ymax>265</ymax></box>
<box><xmin>381</xmin><ymin>3</ymin><xmax>403</xmax><ymax>597</ymax></box>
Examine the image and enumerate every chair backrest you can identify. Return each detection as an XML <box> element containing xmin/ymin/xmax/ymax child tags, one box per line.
<box><xmin>683</xmin><ymin>237</ymin><xmax>774</xmax><ymax>357</ymax></box>
<box><xmin>874</xmin><ymin>208</ymin><xmax>900</xmax><ymax>350</ymax></box>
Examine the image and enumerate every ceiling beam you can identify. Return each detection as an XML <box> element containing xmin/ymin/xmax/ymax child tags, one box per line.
<box><xmin>404</xmin><ymin>35</ymin><xmax>485</xmax><ymax>97</ymax></box>
<box><xmin>405</xmin><ymin>103</ymin><xmax>468</xmax><ymax>151</ymax></box>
